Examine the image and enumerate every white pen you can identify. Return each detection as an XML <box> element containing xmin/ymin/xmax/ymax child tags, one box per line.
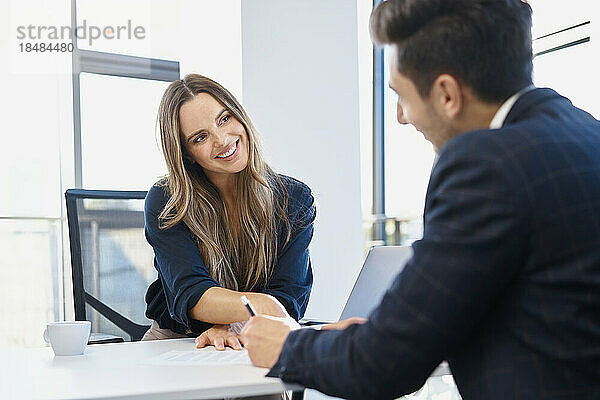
<box><xmin>240</xmin><ymin>295</ymin><xmax>257</xmax><ymax>317</ymax></box>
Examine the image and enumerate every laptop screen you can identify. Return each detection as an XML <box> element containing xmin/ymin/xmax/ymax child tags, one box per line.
<box><xmin>340</xmin><ymin>246</ymin><xmax>413</xmax><ymax>320</ymax></box>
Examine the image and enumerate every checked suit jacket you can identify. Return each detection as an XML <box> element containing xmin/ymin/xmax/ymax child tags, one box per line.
<box><xmin>267</xmin><ymin>88</ymin><xmax>600</xmax><ymax>399</ymax></box>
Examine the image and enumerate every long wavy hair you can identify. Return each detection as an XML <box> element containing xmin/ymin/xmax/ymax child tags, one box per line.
<box><xmin>157</xmin><ymin>74</ymin><xmax>290</xmax><ymax>291</ymax></box>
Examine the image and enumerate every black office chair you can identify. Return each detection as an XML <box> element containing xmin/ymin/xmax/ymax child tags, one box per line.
<box><xmin>65</xmin><ymin>189</ymin><xmax>156</xmax><ymax>343</ymax></box>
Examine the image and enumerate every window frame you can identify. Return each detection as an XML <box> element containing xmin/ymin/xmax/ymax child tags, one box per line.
<box><xmin>70</xmin><ymin>0</ymin><xmax>180</xmax><ymax>188</ymax></box>
<box><xmin>371</xmin><ymin>7</ymin><xmax>593</xmax><ymax>246</ymax></box>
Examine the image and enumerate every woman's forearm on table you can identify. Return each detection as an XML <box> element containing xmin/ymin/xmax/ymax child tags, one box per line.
<box><xmin>189</xmin><ymin>286</ymin><xmax>287</xmax><ymax>324</ymax></box>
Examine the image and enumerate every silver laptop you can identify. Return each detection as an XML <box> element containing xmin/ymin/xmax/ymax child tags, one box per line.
<box><xmin>339</xmin><ymin>245</ymin><xmax>413</xmax><ymax>320</ymax></box>
<box><xmin>326</xmin><ymin>245</ymin><xmax>451</xmax><ymax>377</ymax></box>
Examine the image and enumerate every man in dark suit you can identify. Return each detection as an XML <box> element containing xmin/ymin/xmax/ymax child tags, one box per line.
<box><xmin>241</xmin><ymin>0</ymin><xmax>600</xmax><ymax>398</ymax></box>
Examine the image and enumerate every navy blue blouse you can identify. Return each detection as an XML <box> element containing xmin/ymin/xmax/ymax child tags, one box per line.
<box><xmin>144</xmin><ymin>175</ymin><xmax>315</xmax><ymax>335</ymax></box>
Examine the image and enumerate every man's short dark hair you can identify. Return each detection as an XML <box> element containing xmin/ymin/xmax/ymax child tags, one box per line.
<box><xmin>371</xmin><ymin>0</ymin><xmax>534</xmax><ymax>103</ymax></box>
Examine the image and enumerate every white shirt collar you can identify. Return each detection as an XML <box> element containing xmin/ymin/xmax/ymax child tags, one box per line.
<box><xmin>489</xmin><ymin>85</ymin><xmax>536</xmax><ymax>129</ymax></box>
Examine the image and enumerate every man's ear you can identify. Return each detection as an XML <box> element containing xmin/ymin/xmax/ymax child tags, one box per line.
<box><xmin>430</xmin><ymin>74</ymin><xmax>463</xmax><ymax>120</ymax></box>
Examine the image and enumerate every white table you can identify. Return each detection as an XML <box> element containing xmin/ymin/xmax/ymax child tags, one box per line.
<box><xmin>0</xmin><ymin>338</ymin><xmax>298</xmax><ymax>400</ymax></box>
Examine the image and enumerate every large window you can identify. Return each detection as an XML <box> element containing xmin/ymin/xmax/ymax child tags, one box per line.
<box><xmin>370</xmin><ymin>0</ymin><xmax>598</xmax><ymax>248</ymax></box>
<box><xmin>1</xmin><ymin>0</ymin><xmax>242</xmax><ymax>348</ymax></box>
<box><xmin>78</xmin><ymin>74</ymin><xmax>170</xmax><ymax>190</ymax></box>
<box><xmin>0</xmin><ymin>0</ymin><xmax>71</xmax><ymax>348</ymax></box>
<box><xmin>530</xmin><ymin>0</ymin><xmax>596</xmax><ymax>118</ymax></box>
<box><xmin>68</xmin><ymin>0</ymin><xmax>180</xmax><ymax>329</ymax></box>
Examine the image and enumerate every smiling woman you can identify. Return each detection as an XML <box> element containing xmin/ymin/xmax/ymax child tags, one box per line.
<box><xmin>179</xmin><ymin>92</ymin><xmax>250</xmax><ymax>183</ymax></box>
<box><xmin>141</xmin><ymin>74</ymin><xmax>316</xmax><ymax>353</ymax></box>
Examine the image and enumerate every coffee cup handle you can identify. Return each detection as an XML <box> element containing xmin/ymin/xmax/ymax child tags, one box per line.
<box><xmin>43</xmin><ymin>328</ymin><xmax>49</xmax><ymax>343</ymax></box>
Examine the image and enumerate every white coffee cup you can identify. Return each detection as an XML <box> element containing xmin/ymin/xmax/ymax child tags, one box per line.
<box><xmin>43</xmin><ymin>321</ymin><xmax>91</xmax><ymax>356</ymax></box>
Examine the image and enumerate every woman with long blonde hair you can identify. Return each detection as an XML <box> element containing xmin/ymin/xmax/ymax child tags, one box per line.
<box><xmin>142</xmin><ymin>74</ymin><xmax>315</xmax><ymax>350</ymax></box>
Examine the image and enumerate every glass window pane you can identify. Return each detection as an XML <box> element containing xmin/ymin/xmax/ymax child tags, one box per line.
<box><xmin>0</xmin><ymin>219</ymin><xmax>61</xmax><ymax>348</ymax></box>
<box><xmin>529</xmin><ymin>0</ymin><xmax>590</xmax><ymax>39</ymax></box>
<box><xmin>75</xmin><ymin>0</ymin><xmax>153</xmax><ymax>57</ymax></box>
<box><xmin>0</xmin><ymin>73</ymin><xmax>63</xmax><ymax>218</ymax></box>
<box><xmin>79</xmin><ymin>73</ymin><xmax>169</xmax><ymax>190</ymax></box>
<box><xmin>533</xmin><ymin>43</ymin><xmax>598</xmax><ymax>119</ymax></box>
<box><xmin>77</xmin><ymin>198</ymin><xmax>156</xmax><ymax>332</ymax></box>
<box><xmin>530</xmin><ymin>0</ymin><xmax>598</xmax><ymax>118</ymax></box>
<box><xmin>75</xmin><ymin>0</ymin><xmax>243</xmax><ymax>96</ymax></box>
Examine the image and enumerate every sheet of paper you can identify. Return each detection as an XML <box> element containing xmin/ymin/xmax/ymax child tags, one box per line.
<box><xmin>147</xmin><ymin>349</ymin><xmax>252</xmax><ymax>366</ymax></box>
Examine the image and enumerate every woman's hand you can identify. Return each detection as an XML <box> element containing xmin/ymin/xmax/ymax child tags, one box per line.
<box><xmin>195</xmin><ymin>325</ymin><xmax>243</xmax><ymax>350</ymax></box>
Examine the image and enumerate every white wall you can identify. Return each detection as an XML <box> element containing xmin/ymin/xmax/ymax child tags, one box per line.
<box><xmin>241</xmin><ymin>0</ymin><xmax>364</xmax><ymax>320</ymax></box>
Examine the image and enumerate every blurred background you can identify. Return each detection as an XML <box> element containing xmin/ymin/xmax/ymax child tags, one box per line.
<box><xmin>0</xmin><ymin>1</ymin><xmax>597</xmax><ymax>398</ymax></box>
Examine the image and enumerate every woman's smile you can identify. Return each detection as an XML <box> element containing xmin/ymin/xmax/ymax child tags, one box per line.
<box><xmin>215</xmin><ymin>139</ymin><xmax>239</xmax><ymax>160</ymax></box>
